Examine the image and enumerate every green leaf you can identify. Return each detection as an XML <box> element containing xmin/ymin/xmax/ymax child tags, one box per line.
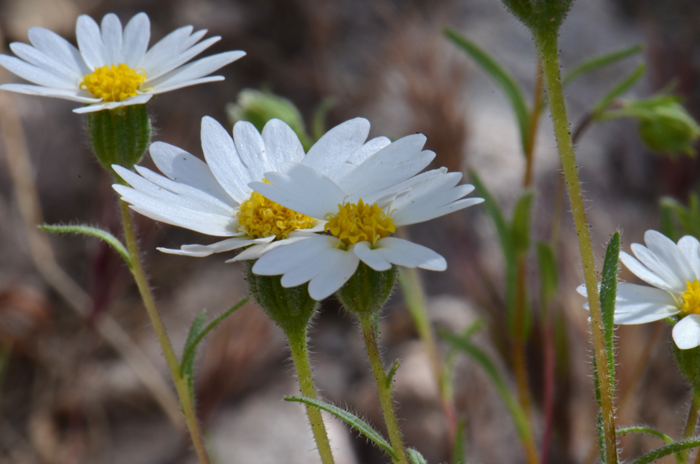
<box><xmin>592</xmin><ymin>63</ymin><xmax>646</xmax><ymax>116</ymax></box>
<box><xmin>617</xmin><ymin>426</ymin><xmax>673</xmax><ymax>445</ymax></box>
<box><xmin>536</xmin><ymin>242</ymin><xmax>558</xmax><ymax>310</ymax></box>
<box><xmin>385</xmin><ymin>359</ymin><xmax>400</xmax><ymax>390</ymax></box>
<box><xmin>563</xmin><ymin>44</ymin><xmax>643</xmax><ymax>87</ymax></box>
<box><xmin>597</xmin><ymin>414</ymin><xmax>607</xmax><ymax>464</ymax></box>
<box><xmin>312</xmin><ymin>97</ymin><xmax>337</xmax><ymax>143</ymax></box>
<box><xmin>632</xmin><ymin>437</ymin><xmax>700</xmax><ymax>464</ymax></box>
<box><xmin>452</xmin><ymin>417</ymin><xmax>467</xmax><ymax>464</ymax></box>
<box><xmin>407</xmin><ymin>448</ymin><xmax>428</xmax><ymax>464</ymax></box>
<box><xmin>511</xmin><ymin>191</ymin><xmax>534</xmax><ymax>254</ymax></box>
<box><xmin>179</xmin><ymin>296</ymin><xmax>251</xmax><ymax>378</ymax></box>
<box><xmin>599</xmin><ymin>232</ymin><xmax>620</xmax><ymax>396</ymax></box>
<box><xmin>440</xmin><ymin>331</ymin><xmax>534</xmax><ymax>449</ymax></box>
<box><xmin>182</xmin><ymin>310</ymin><xmax>207</xmax><ymax>391</ymax></box>
<box><xmin>285</xmin><ymin>396</ymin><xmax>397</xmax><ymax>460</ymax></box>
<box><xmin>445</xmin><ymin>28</ymin><xmax>530</xmax><ymax>153</ymax></box>
<box><xmin>469</xmin><ymin>171</ymin><xmax>517</xmax><ymax>327</ymax></box>
<box><xmin>40</xmin><ymin>224</ymin><xmax>130</xmax><ymax>266</ymax></box>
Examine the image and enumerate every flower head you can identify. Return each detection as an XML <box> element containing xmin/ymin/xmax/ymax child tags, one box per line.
<box><xmin>0</xmin><ymin>13</ymin><xmax>245</xmax><ymax>113</ymax></box>
<box><xmin>113</xmin><ymin>116</ymin><xmax>392</xmax><ymax>260</ymax></box>
<box><xmin>245</xmin><ymin>138</ymin><xmax>484</xmax><ymax>300</ymax></box>
<box><xmin>577</xmin><ymin>230</ymin><xmax>700</xmax><ymax>349</ymax></box>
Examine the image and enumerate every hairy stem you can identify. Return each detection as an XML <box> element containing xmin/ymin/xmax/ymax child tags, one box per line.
<box><xmin>286</xmin><ymin>326</ymin><xmax>336</xmax><ymax>464</ymax></box>
<box><xmin>358</xmin><ymin>313</ymin><xmax>408</xmax><ymax>464</ymax></box>
<box><xmin>536</xmin><ymin>32</ymin><xmax>619</xmax><ymax>464</ymax></box>
<box><xmin>682</xmin><ymin>387</ymin><xmax>700</xmax><ymax>464</ymax></box>
<box><xmin>119</xmin><ymin>201</ymin><xmax>210</xmax><ymax>464</ymax></box>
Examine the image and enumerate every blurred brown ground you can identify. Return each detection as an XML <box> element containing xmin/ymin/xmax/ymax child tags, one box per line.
<box><xmin>0</xmin><ymin>0</ymin><xmax>699</xmax><ymax>463</ymax></box>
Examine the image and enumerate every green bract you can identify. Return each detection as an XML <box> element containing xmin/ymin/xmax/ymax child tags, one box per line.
<box><xmin>337</xmin><ymin>263</ymin><xmax>399</xmax><ymax>314</ymax></box>
<box><xmin>501</xmin><ymin>0</ymin><xmax>574</xmax><ymax>35</ymax></box>
<box><xmin>673</xmin><ymin>343</ymin><xmax>700</xmax><ymax>387</ymax></box>
<box><xmin>87</xmin><ymin>104</ymin><xmax>151</xmax><ymax>173</ymax></box>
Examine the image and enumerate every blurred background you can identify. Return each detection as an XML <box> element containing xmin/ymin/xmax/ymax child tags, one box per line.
<box><xmin>1</xmin><ymin>0</ymin><xmax>699</xmax><ymax>463</ymax></box>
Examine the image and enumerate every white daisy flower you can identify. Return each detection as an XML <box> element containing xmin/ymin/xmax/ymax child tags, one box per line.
<box><xmin>577</xmin><ymin>230</ymin><xmax>700</xmax><ymax>350</ymax></box>
<box><xmin>0</xmin><ymin>12</ymin><xmax>245</xmax><ymax>113</ymax></box>
<box><xmin>245</xmin><ymin>144</ymin><xmax>484</xmax><ymax>301</ymax></box>
<box><xmin>113</xmin><ymin>116</ymin><xmax>393</xmax><ymax>260</ymax></box>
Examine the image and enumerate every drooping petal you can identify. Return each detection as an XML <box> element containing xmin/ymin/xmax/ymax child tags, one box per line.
<box><xmin>253</xmin><ymin>235</ymin><xmax>330</xmax><ymax>275</ymax></box>
<box><xmin>353</xmin><ymin>241</ymin><xmax>392</xmax><ymax>271</ymax></box>
<box><xmin>72</xmin><ymin>94</ymin><xmax>152</xmax><ymax>113</ymax></box>
<box><xmin>673</xmin><ymin>315</ymin><xmax>700</xmax><ymax>350</ymax></box>
<box><xmin>158</xmin><ymin>236</ymin><xmax>271</xmax><ymax>257</ymax></box>
<box><xmin>307</xmin><ymin>247</ymin><xmax>360</xmax><ymax>301</ymax></box>
<box><xmin>373</xmin><ymin>237</ymin><xmax>447</xmax><ymax>271</ymax></box>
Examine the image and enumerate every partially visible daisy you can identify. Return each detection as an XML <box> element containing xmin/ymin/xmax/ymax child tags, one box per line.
<box><xmin>577</xmin><ymin>230</ymin><xmax>700</xmax><ymax>349</ymax></box>
<box><xmin>0</xmin><ymin>13</ymin><xmax>245</xmax><ymax>113</ymax></box>
<box><xmin>113</xmin><ymin>116</ymin><xmax>394</xmax><ymax>259</ymax></box>
<box><xmin>245</xmin><ymin>151</ymin><xmax>484</xmax><ymax>300</ymax></box>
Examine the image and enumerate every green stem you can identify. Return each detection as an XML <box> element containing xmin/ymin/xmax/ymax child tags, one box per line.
<box><xmin>286</xmin><ymin>326</ymin><xmax>336</xmax><ymax>464</ymax></box>
<box><xmin>119</xmin><ymin>201</ymin><xmax>210</xmax><ymax>464</ymax></box>
<box><xmin>358</xmin><ymin>313</ymin><xmax>408</xmax><ymax>464</ymax></box>
<box><xmin>682</xmin><ymin>387</ymin><xmax>700</xmax><ymax>464</ymax></box>
<box><xmin>536</xmin><ymin>32</ymin><xmax>619</xmax><ymax>464</ymax></box>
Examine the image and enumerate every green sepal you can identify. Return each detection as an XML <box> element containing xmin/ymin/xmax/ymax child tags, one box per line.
<box><xmin>40</xmin><ymin>223</ymin><xmax>130</xmax><ymax>267</ymax></box>
<box><xmin>501</xmin><ymin>0</ymin><xmax>575</xmax><ymax>37</ymax></box>
<box><xmin>336</xmin><ymin>262</ymin><xmax>399</xmax><ymax>315</ymax></box>
<box><xmin>285</xmin><ymin>396</ymin><xmax>398</xmax><ymax>460</ymax></box>
<box><xmin>672</xmin><ymin>343</ymin><xmax>700</xmax><ymax>387</ymax></box>
<box><xmin>86</xmin><ymin>104</ymin><xmax>151</xmax><ymax>173</ymax></box>
<box><xmin>246</xmin><ymin>261</ymin><xmax>318</xmax><ymax>334</ymax></box>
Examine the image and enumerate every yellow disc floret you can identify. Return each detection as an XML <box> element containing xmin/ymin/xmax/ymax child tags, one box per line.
<box><xmin>682</xmin><ymin>280</ymin><xmax>700</xmax><ymax>315</ymax></box>
<box><xmin>80</xmin><ymin>64</ymin><xmax>146</xmax><ymax>101</ymax></box>
<box><xmin>324</xmin><ymin>199</ymin><xmax>395</xmax><ymax>247</ymax></box>
<box><xmin>237</xmin><ymin>186</ymin><xmax>314</xmax><ymax>239</ymax></box>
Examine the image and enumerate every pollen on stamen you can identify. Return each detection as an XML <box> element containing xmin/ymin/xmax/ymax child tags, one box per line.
<box><xmin>682</xmin><ymin>280</ymin><xmax>700</xmax><ymax>315</ymax></box>
<box><xmin>80</xmin><ymin>64</ymin><xmax>146</xmax><ymax>102</ymax></box>
<box><xmin>324</xmin><ymin>199</ymin><xmax>395</xmax><ymax>247</ymax></box>
<box><xmin>237</xmin><ymin>187</ymin><xmax>314</xmax><ymax>239</ymax></box>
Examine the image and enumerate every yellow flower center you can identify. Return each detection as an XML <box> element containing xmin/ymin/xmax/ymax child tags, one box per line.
<box><xmin>682</xmin><ymin>280</ymin><xmax>700</xmax><ymax>315</ymax></box>
<box><xmin>237</xmin><ymin>184</ymin><xmax>314</xmax><ymax>239</ymax></box>
<box><xmin>324</xmin><ymin>199</ymin><xmax>395</xmax><ymax>247</ymax></box>
<box><xmin>80</xmin><ymin>64</ymin><xmax>146</xmax><ymax>101</ymax></box>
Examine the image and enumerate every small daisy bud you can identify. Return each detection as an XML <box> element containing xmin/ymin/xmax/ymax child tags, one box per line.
<box><xmin>635</xmin><ymin>97</ymin><xmax>700</xmax><ymax>157</ymax></box>
<box><xmin>501</xmin><ymin>0</ymin><xmax>574</xmax><ymax>35</ymax></box>
<box><xmin>246</xmin><ymin>261</ymin><xmax>318</xmax><ymax>334</ymax></box>
<box><xmin>87</xmin><ymin>104</ymin><xmax>151</xmax><ymax>173</ymax></box>
<box><xmin>337</xmin><ymin>262</ymin><xmax>399</xmax><ymax>315</ymax></box>
<box><xmin>673</xmin><ymin>342</ymin><xmax>700</xmax><ymax>387</ymax></box>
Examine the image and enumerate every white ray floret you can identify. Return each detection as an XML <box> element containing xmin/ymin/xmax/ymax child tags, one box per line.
<box><xmin>0</xmin><ymin>13</ymin><xmax>245</xmax><ymax>113</ymax></box>
<box><xmin>113</xmin><ymin>116</ymin><xmax>392</xmax><ymax>260</ymax></box>
<box><xmin>577</xmin><ymin>230</ymin><xmax>700</xmax><ymax>350</ymax></box>
<box><xmin>246</xmin><ymin>150</ymin><xmax>484</xmax><ymax>300</ymax></box>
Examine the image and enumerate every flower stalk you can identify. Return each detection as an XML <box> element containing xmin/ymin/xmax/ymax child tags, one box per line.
<box><xmin>119</xmin><ymin>200</ymin><xmax>211</xmax><ymax>464</ymax></box>
<box><xmin>682</xmin><ymin>387</ymin><xmax>700</xmax><ymax>464</ymax></box>
<box><xmin>535</xmin><ymin>31</ymin><xmax>619</xmax><ymax>464</ymax></box>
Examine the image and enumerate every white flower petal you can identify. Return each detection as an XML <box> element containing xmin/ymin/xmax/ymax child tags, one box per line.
<box><xmin>0</xmin><ymin>83</ymin><xmax>99</xmax><ymax>103</ymax></box>
<box><xmin>374</xmin><ymin>237</ymin><xmax>447</xmax><ymax>271</ymax></box>
<box><xmin>253</xmin><ymin>235</ymin><xmax>331</xmax><ymax>275</ymax></box>
<box><xmin>100</xmin><ymin>13</ymin><xmax>123</xmax><ymax>64</ymax></box>
<box><xmin>644</xmin><ymin>230</ymin><xmax>696</xmax><ymax>285</ymax></box>
<box><xmin>307</xmin><ymin>247</ymin><xmax>360</xmax><ymax>300</ymax></box>
<box><xmin>613</xmin><ymin>283</ymin><xmax>679</xmax><ymax>324</ymax></box>
<box><xmin>673</xmin><ymin>315</ymin><xmax>700</xmax><ymax>350</ymax></box>
<box><xmin>27</xmin><ymin>26</ymin><xmax>90</xmax><ymax>75</ymax></box>
<box><xmin>227</xmin><ymin>235</ymin><xmax>312</xmax><ymax>262</ymax></box>
<box><xmin>353</xmin><ymin>241</ymin><xmax>392</xmax><ymax>271</ymax></box>
<box><xmin>158</xmin><ymin>236</ymin><xmax>263</xmax><ymax>257</ymax></box>
<box><xmin>9</xmin><ymin>42</ymin><xmax>81</xmax><ymax>81</ymax></box>
<box><xmin>145</xmin><ymin>36</ymin><xmax>220</xmax><ymax>81</ymax></box>
<box><xmin>147</xmin><ymin>75</ymin><xmax>226</xmax><ymax>94</ymax></box>
<box><xmin>233</xmin><ymin>121</ymin><xmax>267</xmax><ymax>180</ymax></box>
<box><xmin>149</xmin><ymin>141</ymin><xmax>235</xmax><ymax>207</ymax></box>
<box><xmin>76</xmin><ymin>15</ymin><xmax>105</xmax><ymax>68</ymax></box>
<box><xmin>146</xmin><ymin>51</ymin><xmax>245</xmax><ymax>90</ymax></box>
<box><xmin>200</xmin><ymin>116</ymin><xmax>252</xmax><ymax>202</ymax></box>
<box><xmin>0</xmin><ymin>55</ymin><xmax>74</xmax><ymax>88</ymax></box>
<box><xmin>121</xmin><ymin>13</ymin><xmax>150</xmax><ymax>67</ymax></box>
<box><xmin>262</xmin><ymin>119</ymin><xmax>305</xmax><ymax>169</ymax></box>
<box><xmin>252</xmin><ymin>163</ymin><xmax>346</xmax><ymax>219</ymax></box>
<box><xmin>280</xmin><ymin>242</ymin><xmax>337</xmax><ymax>287</ymax></box>
<box><xmin>678</xmin><ymin>235</ymin><xmax>700</xmax><ymax>282</ymax></box>
<box><xmin>72</xmin><ymin>94</ymin><xmax>152</xmax><ymax>113</ymax></box>
<box><xmin>303</xmin><ymin>118</ymin><xmax>370</xmax><ymax>178</ymax></box>
<box><xmin>631</xmin><ymin>242</ymin><xmax>684</xmax><ymax>291</ymax></box>
<box><xmin>620</xmin><ymin>250</ymin><xmax>677</xmax><ymax>292</ymax></box>
<box><xmin>348</xmin><ymin>136</ymin><xmax>392</xmax><ymax>165</ymax></box>
<box><xmin>138</xmin><ymin>25</ymin><xmax>194</xmax><ymax>76</ymax></box>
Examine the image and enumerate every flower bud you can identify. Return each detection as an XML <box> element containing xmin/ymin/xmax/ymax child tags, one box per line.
<box><xmin>86</xmin><ymin>104</ymin><xmax>151</xmax><ymax>173</ymax></box>
<box><xmin>673</xmin><ymin>342</ymin><xmax>700</xmax><ymax>387</ymax></box>
<box><xmin>336</xmin><ymin>263</ymin><xmax>399</xmax><ymax>315</ymax></box>
<box><xmin>501</xmin><ymin>0</ymin><xmax>575</xmax><ymax>35</ymax></box>
<box><xmin>246</xmin><ymin>261</ymin><xmax>318</xmax><ymax>334</ymax></box>
<box><xmin>636</xmin><ymin>98</ymin><xmax>700</xmax><ymax>156</ymax></box>
<box><xmin>226</xmin><ymin>89</ymin><xmax>311</xmax><ymax>149</ymax></box>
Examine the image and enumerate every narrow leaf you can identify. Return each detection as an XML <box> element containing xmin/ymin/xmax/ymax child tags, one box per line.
<box><xmin>181</xmin><ymin>310</ymin><xmax>207</xmax><ymax>381</ymax></box>
<box><xmin>536</xmin><ymin>241</ymin><xmax>558</xmax><ymax>310</ymax></box>
<box><xmin>593</xmin><ymin>63</ymin><xmax>646</xmax><ymax>115</ymax></box>
<box><xmin>599</xmin><ymin>232</ymin><xmax>620</xmax><ymax>395</ymax></box>
<box><xmin>617</xmin><ymin>426</ymin><xmax>673</xmax><ymax>445</ymax></box>
<box><xmin>511</xmin><ymin>190</ymin><xmax>535</xmax><ymax>254</ymax></box>
<box><xmin>452</xmin><ymin>417</ymin><xmax>468</xmax><ymax>464</ymax></box>
<box><xmin>385</xmin><ymin>359</ymin><xmax>400</xmax><ymax>390</ymax></box>
<box><xmin>285</xmin><ymin>396</ymin><xmax>397</xmax><ymax>460</ymax></box>
<box><xmin>40</xmin><ymin>224</ymin><xmax>130</xmax><ymax>266</ymax></box>
<box><xmin>597</xmin><ymin>413</ymin><xmax>607</xmax><ymax>464</ymax></box>
<box><xmin>445</xmin><ymin>28</ymin><xmax>530</xmax><ymax>152</ymax></box>
<box><xmin>179</xmin><ymin>296</ymin><xmax>251</xmax><ymax>378</ymax></box>
<box><xmin>632</xmin><ymin>437</ymin><xmax>700</xmax><ymax>464</ymax></box>
<box><xmin>563</xmin><ymin>44</ymin><xmax>643</xmax><ymax>87</ymax></box>
<box><xmin>407</xmin><ymin>448</ymin><xmax>428</xmax><ymax>464</ymax></box>
<box><xmin>440</xmin><ymin>331</ymin><xmax>534</xmax><ymax>448</ymax></box>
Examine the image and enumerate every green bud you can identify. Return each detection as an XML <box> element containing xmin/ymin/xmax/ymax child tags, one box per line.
<box><xmin>501</xmin><ymin>0</ymin><xmax>575</xmax><ymax>35</ymax></box>
<box><xmin>673</xmin><ymin>341</ymin><xmax>700</xmax><ymax>387</ymax></box>
<box><xmin>226</xmin><ymin>88</ymin><xmax>312</xmax><ymax>150</ymax></box>
<box><xmin>86</xmin><ymin>104</ymin><xmax>151</xmax><ymax>173</ymax></box>
<box><xmin>246</xmin><ymin>261</ymin><xmax>318</xmax><ymax>334</ymax></box>
<box><xmin>337</xmin><ymin>263</ymin><xmax>399</xmax><ymax>315</ymax></box>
